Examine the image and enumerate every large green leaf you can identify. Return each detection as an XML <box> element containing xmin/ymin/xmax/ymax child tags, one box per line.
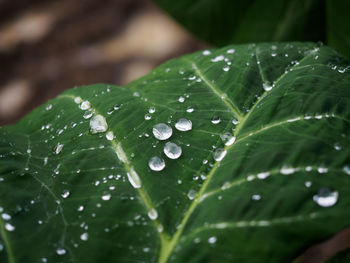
<box><xmin>0</xmin><ymin>42</ymin><xmax>350</xmax><ymax>263</ymax></box>
<box><xmin>154</xmin><ymin>0</ymin><xmax>350</xmax><ymax>58</ymax></box>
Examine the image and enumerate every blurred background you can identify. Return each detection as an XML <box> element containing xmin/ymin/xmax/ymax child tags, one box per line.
<box><xmin>0</xmin><ymin>0</ymin><xmax>207</xmax><ymax>125</ymax></box>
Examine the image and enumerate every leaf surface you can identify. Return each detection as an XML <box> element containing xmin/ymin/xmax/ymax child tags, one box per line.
<box><xmin>0</xmin><ymin>42</ymin><xmax>350</xmax><ymax>263</ymax></box>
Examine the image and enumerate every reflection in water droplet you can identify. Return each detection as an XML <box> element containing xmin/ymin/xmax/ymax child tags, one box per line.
<box><xmin>164</xmin><ymin>142</ymin><xmax>182</xmax><ymax>159</ymax></box>
<box><xmin>56</xmin><ymin>248</ymin><xmax>66</xmax><ymax>255</ymax></box>
<box><xmin>211</xmin><ymin>116</ymin><xmax>221</xmax><ymax>124</ymax></box>
<box><xmin>152</xmin><ymin>123</ymin><xmax>172</xmax><ymax>140</ymax></box>
<box><xmin>148</xmin><ymin>156</ymin><xmax>165</xmax><ymax>171</ymax></box>
<box><xmin>280</xmin><ymin>166</ymin><xmax>296</xmax><ymax>175</ymax></box>
<box><xmin>313</xmin><ymin>188</ymin><xmax>338</xmax><ymax>207</ymax></box>
<box><xmin>187</xmin><ymin>189</ymin><xmax>196</xmax><ymax>200</ymax></box>
<box><xmin>220</xmin><ymin>132</ymin><xmax>236</xmax><ymax>146</ymax></box>
<box><xmin>80</xmin><ymin>232</ymin><xmax>88</xmax><ymax>241</ymax></box>
<box><xmin>343</xmin><ymin>165</ymin><xmax>350</xmax><ymax>175</ymax></box>
<box><xmin>80</xmin><ymin>101</ymin><xmax>91</xmax><ymax>110</ymax></box>
<box><xmin>61</xmin><ymin>190</ymin><xmax>70</xmax><ymax>199</ymax></box>
<box><xmin>90</xmin><ymin>115</ymin><xmax>108</xmax><ymax>134</ymax></box>
<box><xmin>148</xmin><ymin>208</ymin><xmax>158</xmax><ymax>220</ymax></box>
<box><xmin>106</xmin><ymin>131</ymin><xmax>114</xmax><ymax>141</ymax></box>
<box><xmin>213</xmin><ymin>148</ymin><xmax>227</xmax><ymax>162</ymax></box>
<box><xmin>83</xmin><ymin>110</ymin><xmax>93</xmax><ymax>119</ymax></box>
<box><xmin>55</xmin><ymin>143</ymin><xmax>64</xmax><ymax>154</ymax></box>
<box><xmin>175</xmin><ymin>118</ymin><xmax>192</xmax><ymax>131</ymax></box>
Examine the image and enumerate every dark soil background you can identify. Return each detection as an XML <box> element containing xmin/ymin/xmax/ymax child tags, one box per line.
<box><xmin>0</xmin><ymin>0</ymin><xmax>206</xmax><ymax>125</ymax></box>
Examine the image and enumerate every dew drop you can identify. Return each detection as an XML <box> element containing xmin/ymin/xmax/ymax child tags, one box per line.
<box><xmin>164</xmin><ymin>142</ymin><xmax>182</xmax><ymax>159</ymax></box>
<box><xmin>74</xmin><ymin>97</ymin><xmax>82</xmax><ymax>104</ymax></box>
<box><xmin>61</xmin><ymin>190</ymin><xmax>70</xmax><ymax>199</ymax></box>
<box><xmin>313</xmin><ymin>188</ymin><xmax>338</xmax><ymax>207</ymax></box>
<box><xmin>148</xmin><ymin>156</ymin><xmax>165</xmax><ymax>171</ymax></box>
<box><xmin>202</xmin><ymin>50</ymin><xmax>211</xmax><ymax>55</ymax></box>
<box><xmin>263</xmin><ymin>81</ymin><xmax>273</xmax><ymax>91</ymax></box>
<box><xmin>83</xmin><ymin>110</ymin><xmax>93</xmax><ymax>119</ymax></box>
<box><xmin>80</xmin><ymin>232</ymin><xmax>88</xmax><ymax>241</ymax></box>
<box><xmin>149</xmin><ymin>107</ymin><xmax>156</xmax><ymax>114</ymax></box>
<box><xmin>334</xmin><ymin>142</ymin><xmax>342</xmax><ymax>151</ymax></box>
<box><xmin>187</xmin><ymin>189</ymin><xmax>196</xmax><ymax>200</ymax></box>
<box><xmin>56</xmin><ymin>248</ymin><xmax>66</xmax><ymax>255</ymax></box>
<box><xmin>147</xmin><ymin>208</ymin><xmax>158</xmax><ymax>220</ymax></box>
<box><xmin>305</xmin><ymin>181</ymin><xmax>312</xmax><ymax>188</ymax></box>
<box><xmin>211</xmin><ymin>55</ymin><xmax>224</xmax><ymax>62</ymax></box>
<box><xmin>90</xmin><ymin>115</ymin><xmax>108</xmax><ymax>134</ymax></box>
<box><xmin>257</xmin><ymin>172</ymin><xmax>270</xmax><ymax>179</ymax></box>
<box><xmin>208</xmin><ymin>236</ymin><xmax>217</xmax><ymax>244</ymax></box>
<box><xmin>55</xmin><ymin>143</ymin><xmax>64</xmax><ymax>155</ymax></box>
<box><xmin>77</xmin><ymin>205</ymin><xmax>84</xmax><ymax>212</ymax></box>
<box><xmin>80</xmin><ymin>101</ymin><xmax>91</xmax><ymax>110</ymax></box>
<box><xmin>220</xmin><ymin>132</ymin><xmax>236</xmax><ymax>146</ymax></box>
<box><xmin>280</xmin><ymin>166</ymin><xmax>296</xmax><ymax>175</ymax></box>
<box><xmin>343</xmin><ymin>165</ymin><xmax>350</xmax><ymax>175</ymax></box>
<box><xmin>152</xmin><ymin>123</ymin><xmax>172</xmax><ymax>140</ymax></box>
<box><xmin>127</xmin><ymin>168</ymin><xmax>141</xmax><ymax>188</ymax></box>
<box><xmin>178</xmin><ymin>96</ymin><xmax>185</xmax><ymax>103</ymax></box>
<box><xmin>317</xmin><ymin>166</ymin><xmax>328</xmax><ymax>174</ymax></box>
<box><xmin>211</xmin><ymin>116</ymin><xmax>221</xmax><ymax>124</ymax></box>
<box><xmin>106</xmin><ymin>131</ymin><xmax>114</xmax><ymax>141</ymax></box>
<box><xmin>186</xmin><ymin>107</ymin><xmax>194</xmax><ymax>113</ymax></box>
<box><xmin>213</xmin><ymin>148</ymin><xmax>227</xmax><ymax>162</ymax></box>
<box><xmin>232</xmin><ymin>118</ymin><xmax>239</xmax><ymax>125</ymax></box>
<box><xmin>252</xmin><ymin>194</ymin><xmax>261</xmax><ymax>201</ymax></box>
<box><xmin>144</xmin><ymin>114</ymin><xmax>151</xmax><ymax>120</ymax></box>
<box><xmin>2</xmin><ymin>213</ymin><xmax>11</xmax><ymax>220</ymax></box>
<box><xmin>102</xmin><ymin>193</ymin><xmax>111</xmax><ymax>201</ymax></box>
<box><xmin>175</xmin><ymin>118</ymin><xmax>192</xmax><ymax>131</ymax></box>
<box><xmin>5</xmin><ymin>223</ymin><xmax>15</xmax><ymax>232</ymax></box>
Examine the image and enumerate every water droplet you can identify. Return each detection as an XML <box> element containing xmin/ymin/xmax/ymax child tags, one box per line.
<box><xmin>80</xmin><ymin>101</ymin><xmax>91</xmax><ymax>110</ymax></box>
<box><xmin>175</xmin><ymin>118</ymin><xmax>192</xmax><ymax>131</ymax></box>
<box><xmin>317</xmin><ymin>166</ymin><xmax>328</xmax><ymax>174</ymax></box>
<box><xmin>147</xmin><ymin>208</ymin><xmax>158</xmax><ymax>220</ymax></box>
<box><xmin>187</xmin><ymin>189</ymin><xmax>196</xmax><ymax>200</ymax></box>
<box><xmin>83</xmin><ymin>110</ymin><xmax>93</xmax><ymax>119</ymax></box>
<box><xmin>263</xmin><ymin>81</ymin><xmax>273</xmax><ymax>91</ymax></box>
<box><xmin>114</xmin><ymin>104</ymin><xmax>120</xmax><ymax>110</ymax></box>
<box><xmin>80</xmin><ymin>232</ymin><xmax>88</xmax><ymax>241</ymax></box>
<box><xmin>61</xmin><ymin>190</ymin><xmax>70</xmax><ymax>199</ymax></box>
<box><xmin>77</xmin><ymin>205</ymin><xmax>84</xmax><ymax>211</ymax></box>
<box><xmin>149</xmin><ymin>107</ymin><xmax>155</xmax><ymax>114</ymax></box>
<box><xmin>305</xmin><ymin>181</ymin><xmax>312</xmax><ymax>188</ymax></box>
<box><xmin>252</xmin><ymin>194</ymin><xmax>261</xmax><ymax>201</ymax></box>
<box><xmin>186</xmin><ymin>107</ymin><xmax>194</xmax><ymax>113</ymax></box>
<box><xmin>227</xmin><ymin>48</ymin><xmax>235</xmax><ymax>54</ymax></box>
<box><xmin>280</xmin><ymin>166</ymin><xmax>296</xmax><ymax>175</ymax></box>
<box><xmin>343</xmin><ymin>165</ymin><xmax>350</xmax><ymax>175</ymax></box>
<box><xmin>90</xmin><ymin>115</ymin><xmax>108</xmax><ymax>134</ymax></box>
<box><xmin>5</xmin><ymin>223</ymin><xmax>15</xmax><ymax>232</ymax></box>
<box><xmin>74</xmin><ymin>97</ymin><xmax>82</xmax><ymax>104</ymax></box>
<box><xmin>102</xmin><ymin>193</ymin><xmax>111</xmax><ymax>201</ymax></box>
<box><xmin>211</xmin><ymin>116</ymin><xmax>221</xmax><ymax>124</ymax></box>
<box><xmin>208</xmin><ymin>236</ymin><xmax>217</xmax><ymax>244</ymax></box>
<box><xmin>334</xmin><ymin>142</ymin><xmax>342</xmax><ymax>150</ymax></box>
<box><xmin>232</xmin><ymin>118</ymin><xmax>239</xmax><ymax>125</ymax></box>
<box><xmin>0</xmin><ymin>243</ymin><xmax>3</xmax><ymax>252</ymax></box>
<box><xmin>106</xmin><ymin>131</ymin><xmax>114</xmax><ymax>141</ymax></box>
<box><xmin>56</xmin><ymin>248</ymin><xmax>66</xmax><ymax>255</ymax></box>
<box><xmin>148</xmin><ymin>156</ymin><xmax>165</xmax><ymax>171</ymax></box>
<box><xmin>220</xmin><ymin>132</ymin><xmax>236</xmax><ymax>146</ymax></box>
<box><xmin>1</xmin><ymin>213</ymin><xmax>11</xmax><ymax>220</ymax></box>
<box><xmin>313</xmin><ymin>188</ymin><xmax>338</xmax><ymax>207</ymax></box>
<box><xmin>178</xmin><ymin>96</ymin><xmax>185</xmax><ymax>103</ymax></box>
<box><xmin>163</xmin><ymin>142</ymin><xmax>182</xmax><ymax>159</ymax></box>
<box><xmin>202</xmin><ymin>50</ymin><xmax>211</xmax><ymax>55</ymax></box>
<box><xmin>223</xmin><ymin>66</ymin><xmax>230</xmax><ymax>72</ymax></box>
<box><xmin>257</xmin><ymin>172</ymin><xmax>270</xmax><ymax>179</ymax></box>
<box><xmin>152</xmin><ymin>123</ymin><xmax>172</xmax><ymax>140</ymax></box>
<box><xmin>211</xmin><ymin>55</ymin><xmax>224</xmax><ymax>62</ymax></box>
<box><xmin>55</xmin><ymin>143</ymin><xmax>64</xmax><ymax>154</ymax></box>
<box><xmin>127</xmin><ymin>167</ymin><xmax>141</xmax><ymax>188</ymax></box>
<box><xmin>213</xmin><ymin>148</ymin><xmax>227</xmax><ymax>162</ymax></box>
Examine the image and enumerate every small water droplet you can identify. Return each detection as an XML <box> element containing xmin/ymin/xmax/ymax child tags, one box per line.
<box><xmin>55</xmin><ymin>143</ymin><xmax>64</xmax><ymax>155</ymax></box>
<box><xmin>208</xmin><ymin>236</ymin><xmax>217</xmax><ymax>244</ymax></box>
<box><xmin>77</xmin><ymin>205</ymin><xmax>84</xmax><ymax>211</ymax></box>
<box><xmin>175</xmin><ymin>118</ymin><xmax>192</xmax><ymax>131</ymax></box>
<box><xmin>178</xmin><ymin>96</ymin><xmax>185</xmax><ymax>103</ymax></box>
<box><xmin>211</xmin><ymin>116</ymin><xmax>221</xmax><ymax>124</ymax></box>
<box><xmin>202</xmin><ymin>50</ymin><xmax>211</xmax><ymax>55</ymax></box>
<box><xmin>149</xmin><ymin>107</ymin><xmax>156</xmax><ymax>114</ymax></box>
<box><xmin>263</xmin><ymin>81</ymin><xmax>273</xmax><ymax>91</ymax></box>
<box><xmin>313</xmin><ymin>188</ymin><xmax>338</xmax><ymax>207</ymax></box>
<box><xmin>164</xmin><ymin>142</ymin><xmax>182</xmax><ymax>159</ymax></box>
<box><xmin>213</xmin><ymin>148</ymin><xmax>227</xmax><ymax>162</ymax></box>
<box><xmin>80</xmin><ymin>232</ymin><xmax>88</xmax><ymax>241</ymax></box>
<box><xmin>80</xmin><ymin>101</ymin><xmax>91</xmax><ymax>110</ymax></box>
<box><xmin>317</xmin><ymin>166</ymin><xmax>328</xmax><ymax>174</ymax></box>
<box><xmin>147</xmin><ymin>208</ymin><xmax>158</xmax><ymax>220</ymax></box>
<box><xmin>5</xmin><ymin>223</ymin><xmax>15</xmax><ymax>232</ymax></box>
<box><xmin>148</xmin><ymin>156</ymin><xmax>165</xmax><ymax>171</ymax></box>
<box><xmin>106</xmin><ymin>131</ymin><xmax>114</xmax><ymax>141</ymax></box>
<box><xmin>232</xmin><ymin>118</ymin><xmax>239</xmax><ymax>125</ymax></box>
<box><xmin>74</xmin><ymin>97</ymin><xmax>82</xmax><ymax>104</ymax></box>
<box><xmin>343</xmin><ymin>165</ymin><xmax>350</xmax><ymax>175</ymax></box>
<box><xmin>220</xmin><ymin>132</ymin><xmax>236</xmax><ymax>146</ymax></box>
<box><xmin>280</xmin><ymin>166</ymin><xmax>296</xmax><ymax>175</ymax></box>
<box><xmin>186</xmin><ymin>107</ymin><xmax>194</xmax><ymax>113</ymax></box>
<box><xmin>334</xmin><ymin>142</ymin><xmax>342</xmax><ymax>150</ymax></box>
<box><xmin>223</xmin><ymin>66</ymin><xmax>230</xmax><ymax>72</ymax></box>
<box><xmin>114</xmin><ymin>104</ymin><xmax>120</xmax><ymax>110</ymax></box>
<box><xmin>1</xmin><ymin>213</ymin><xmax>11</xmax><ymax>220</ymax></box>
<box><xmin>144</xmin><ymin>114</ymin><xmax>151</xmax><ymax>120</ymax></box>
<box><xmin>83</xmin><ymin>110</ymin><xmax>93</xmax><ymax>119</ymax></box>
<box><xmin>61</xmin><ymin>190</ymin><xmax>70</xmax><ymax>199</ymax></box>
<box><xmin>152</xmin><ymin>123</ymin><xmax>172</xmax><ymax>140</ymax></box>
<box><xmin>252</xmin><ymin>194</ymin><xmax>261</xmax><ymax>201</ymax></box>
<box><xmin>56</xmin><ymin>248</ymin><xmax>66</xmax><ymax>255</ymax></box>
<box><xmin>305</xmin><ymin>181</ymin><xmax>312</xmax><ymax>188</ymax></box>
<box><xmin>257</xmin><ymin>172</ymin><xmax>270</xmax><ymax>179</ymax></box>
<box><xmin>211</xmin><ymin>55</ymin><xmax>224</xmax><ymax>62</ymax></box>
<box><xmin>90</xmin><ymin>115</ymin><xmax>108</xmax><ymax>134</ymax></box>
<box><xmin>187</xmin><ymin>189</ymin><xmax>196</xmax><ymax>200</ymax></box>
<box><xmin>102</xmin><ymin>193</ymin><xmax>111</xmax><ymax>201</ymax></box>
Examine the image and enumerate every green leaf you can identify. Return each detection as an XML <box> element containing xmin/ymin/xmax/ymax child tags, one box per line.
<box><xmin>0</xmin><ymin>42</ymin><xmax>350</xmax><ymax>263</ymax></box>
<box><xmin>154</xmin><ymin>0</ymin><xmax>350</xmax><ymax>58</ymax></box>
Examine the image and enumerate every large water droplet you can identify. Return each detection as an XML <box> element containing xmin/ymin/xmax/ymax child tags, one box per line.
<box><xmin>213</xmin><ymin>148</ymin><xmax>227</xmax><ymax>161</ymax></box>
<box><xmin>175</xmin><ymin>118</ymin><xmax>192</xmax><ymax>131</ymax></box>
<box><xmin>220</xmin><ymin>132</ymin><xmax>236</xmax><ymax>146</ymax></box>
<box><xmin>147</xmin><ymin>208</ymin><xmax>158</xmax><ymax>220</ymax></box>
<box><xmin>148</xmin><ymin>156</ymin><xmax>165</xmax><ymax>171</ymax></box>
<box><xmin>211</xmin><ymin>116</ymin><xmax>221</xmax><ymax>124</ymax></box>
<box><xmin>90</xmin><ymin>115</ymin><xmax>108</xmax><ymax>134</ymax></box>
<box><xmin>127</xmin><ymin>167</ymin><xmax>141</xmax><ymax>188</ymax></box>
<box><xmin>164</xmin><ymin>142</ymin><xmax>182</xmax><ymax>159</ymax></box>
<box><xmin>55</xmin><ymin>143</ymin><xmax>64</xmax><ymax>154</ymax></box>
<box><xmin>149</xmin><ymin>107</ymin><xmax>155</xmax><ymax>114</ymax></box>
<box><xmin>313</xmin><ymin>188</ymin><xmax>338</xmax><ymax>207</ymax></box>
<box><xmin>263</xmin><ymin>81</ymin><xmax>272</xmax><ymax>91</ymax></box>
<box><xmin>152</xmin><ymin>123</ymin><xmax>172</xmax><ymax>140</ymax></box>
<box><xmin>80</xmin><ymin>101</ymin><xmax>91</xmax><ymax>110</ymax></box>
